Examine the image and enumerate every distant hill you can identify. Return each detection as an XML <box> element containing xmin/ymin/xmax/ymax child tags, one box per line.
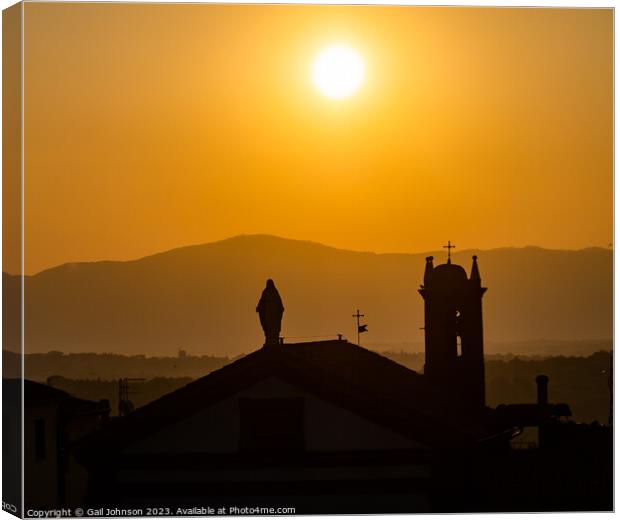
<box><xmin>3</xmin><ymin>235</ymin><xmax>612</xmax><ymax>356</ymax></box>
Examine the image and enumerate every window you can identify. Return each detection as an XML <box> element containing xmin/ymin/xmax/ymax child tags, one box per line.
<box><xmin>35</xmin><ymin>418</ymin><xmax>46</xmax><ymax>461</ymax></box>
<box><xmin>239</xmin><ymin>397</ymin><xmax>304</xmax><ymax>453</ymax></box>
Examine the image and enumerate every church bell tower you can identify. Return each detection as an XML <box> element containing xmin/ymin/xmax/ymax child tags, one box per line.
<box><xmin>418</xmin><ymin>244</ymin><xmax>487</xmax><ymax>412</ymax></box>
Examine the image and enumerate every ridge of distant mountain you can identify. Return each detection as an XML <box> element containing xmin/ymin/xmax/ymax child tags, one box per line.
<box><xmin>3</xmin><ymin>235</ymin><xmax>612</xmax><ymax>356</ymax></box>
<box><xmin>18</xmin><ymin>234</ymin><xmax>612</xmax><ymax>277</ymax></box>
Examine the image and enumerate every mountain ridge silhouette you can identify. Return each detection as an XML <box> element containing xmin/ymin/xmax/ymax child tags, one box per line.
<box><xmin>3</xmin><ymin>235</ymin><xmax>612</xmax><ymax>356</ymax></box>
<box><xmin>13</xmin><ymin>234</ymin><xmax>611</xmax><ymax>277</ymax></box>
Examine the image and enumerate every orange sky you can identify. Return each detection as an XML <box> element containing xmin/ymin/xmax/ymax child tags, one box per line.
<box><xmin>15</xmin><ymin>4</ymin><xmax>613</xmax><ymax>274</ymax></box>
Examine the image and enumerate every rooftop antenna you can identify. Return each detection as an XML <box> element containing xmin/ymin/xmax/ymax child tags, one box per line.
<box><xmin>118</xmin><ymin>377</ymin><xmax>145</xmax><ymax>417</ymax></box>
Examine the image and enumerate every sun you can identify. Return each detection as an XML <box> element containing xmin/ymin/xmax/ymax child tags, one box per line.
<box><xmin>311</xmin><ymin>44</ymin><xmax>365</xmax><ymax>100</ymax></box>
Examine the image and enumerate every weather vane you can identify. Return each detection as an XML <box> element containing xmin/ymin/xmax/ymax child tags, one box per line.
<box><xmin>352</xmin><ymin>309</ymin><xmax>368</xmax><ymax>346</ymax></box>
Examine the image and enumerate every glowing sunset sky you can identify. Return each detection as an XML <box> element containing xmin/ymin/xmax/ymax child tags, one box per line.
<box><xmin>15</xmin><ymin>4</ymin><xmax>612</xmax><ymax>274</ymax></box>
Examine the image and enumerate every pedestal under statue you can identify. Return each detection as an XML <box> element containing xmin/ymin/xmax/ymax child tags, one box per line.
<box><xmin>256</xmin><ymin>279</ymin><xmax>284</xmax><ymax>347</ymax></box>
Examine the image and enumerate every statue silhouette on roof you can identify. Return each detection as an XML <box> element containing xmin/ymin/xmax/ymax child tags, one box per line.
<box><xmin>256</xmin><ymin>279</ymin><xmax>284</xmax><ymax>347</ymax></box>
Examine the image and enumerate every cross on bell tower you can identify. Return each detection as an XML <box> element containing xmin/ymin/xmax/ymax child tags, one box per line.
<box><xmin>443</xmin><ymin>240</ymin><xmax>455</xmax><ymax>264</ymax></box>
<box><xmin>418</xmin><ymin>248</ymin><xmax>487</xmax><ymax>413</ymax></box>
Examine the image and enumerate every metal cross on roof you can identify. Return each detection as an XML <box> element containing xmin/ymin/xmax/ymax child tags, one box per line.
<box><xmin>443</xmin><ymin>240</ymin><xmax>455</xmax><ymax>263</ymax></box>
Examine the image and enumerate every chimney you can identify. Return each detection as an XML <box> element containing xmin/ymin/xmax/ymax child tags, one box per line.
<box><xmin>536</xmin><ymin>375</ymin><xmax>549</xmax><ymax>406</ymax></box>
